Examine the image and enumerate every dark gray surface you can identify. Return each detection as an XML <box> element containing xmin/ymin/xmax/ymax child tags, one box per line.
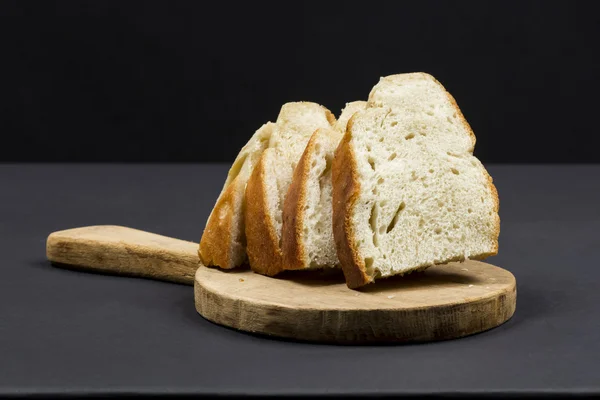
<box><xmin>1</xmin><ymin>164</ymin><xmax>599</xmax><ymax>397</ymax></box>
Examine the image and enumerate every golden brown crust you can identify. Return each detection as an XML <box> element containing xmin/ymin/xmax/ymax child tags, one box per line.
<box><xmin>244</xmin><ymin>152</ymin><xmax>283</xmax><ymax>276</ymax></box>
<box><xmin>198</xmin><ymin>122</ymin><xmax>274</xmax><ymax>269</ymax></box>
<box><xmin>280</xmin><ymin>133</ymin><xmax>316</xmax><ymax>271</ymax></box>
<box><xmin>198</xmin><ymin>176</ymin><xmax>242</xmax><ymax>269</ymax></box>
<box><xmin>331</xmin><ymin>117</ymin><xmax>371</xmax><ymax>289</ymax></box>
<box><xmin>323</xmin><ymin>107</ymin><xmax>337</xmax><ymax>126</ymax></box>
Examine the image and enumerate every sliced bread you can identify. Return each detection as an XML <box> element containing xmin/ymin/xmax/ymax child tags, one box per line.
<box><xmin>334</xmin><ymin>101</ymin><xmax>368</xmax><ymax>133</ymax></box>
<box><xmin>245</xmin><ymin>102</ymin><xmax>336</xmax><ymax>276</ymax></box>
<box><xmin>332</xmin><ymin>73</ymin><xmax>499</xmax><ymax>288</ymax></box>
<box><xmin>281</xmin><ymin>101</ymin><xmax>366</xmax><ymax>271</ymax></box>
<box><xmin>199</xmin><ymin>122</ymin><xmax>274</xmax><ymax>268</ymax></box>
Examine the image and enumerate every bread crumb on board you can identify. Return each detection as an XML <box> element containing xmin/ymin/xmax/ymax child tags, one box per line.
<box><xmin>239</xmin><ymin>278</ymin><xmax>244</xmax><ymax>282</ymax></box>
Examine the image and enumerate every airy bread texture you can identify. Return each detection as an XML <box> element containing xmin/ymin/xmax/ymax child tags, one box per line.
<box><xmin>282</xmin><ymin>101</ymin><xmax>366</xmax><ymax>271</ymax></box>
<box><xmin>199</xmin><ymin>122</ymin><xmax>274</xmax><ymax>268</ymax></box>
<box><xmin>334</xmin><ymin>101</ymin><xmax>368</xmax><ymax>133</ymax></box>
<box><xmin>245</xmin><ymin>102</ymin><xmax>336</xmax><ymax>276</ymax></box>
<box><xmin>332</xmin><ymin>73</ymin><xmax>499</xmax><ymax>289</ymax></box>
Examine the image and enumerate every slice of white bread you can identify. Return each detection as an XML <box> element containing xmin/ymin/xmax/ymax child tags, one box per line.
<box><xmin>245</xmin><ymin>102</ymin><xmax>336</xmax><ymax>276</ymax></box>
<box><xmin>199</xmin><ymin>122</ymin><xmax>274</xmax><ymax>268</ymax></box>
<box><xmin>281</xmin><ymin>101</ymin><xmax>366</xmax><ymax>270</ymax></box>
<box><xmin>332</xmin><ymin>73</ymin><xmax>499</xmax><ymax>288</ymax></box>
<box><xmin>334</xmin><ymin>101</ymin><xmax>368</xmax><ymax>134</ymax></box>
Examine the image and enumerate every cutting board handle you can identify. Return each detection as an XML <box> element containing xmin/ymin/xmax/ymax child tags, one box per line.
<box><xmin>46</xmin><ymin>225</ymin><xmax>199</xmax><ymax>285</ymax></box>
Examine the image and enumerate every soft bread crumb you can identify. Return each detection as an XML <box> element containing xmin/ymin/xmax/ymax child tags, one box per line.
<box><xmin>333</xmin><ymin>72</ymin><xmax>499</xmax><ymax>288</ymax></box>
<box><xmin>247</xmin><ymin>102</ymin><xmax>335</xmax><ymax>275</ymax></box>
<box><xmin>281</xmin><ymin>102</ymin><xmax>366</xmax><ymax>271</ymax></box>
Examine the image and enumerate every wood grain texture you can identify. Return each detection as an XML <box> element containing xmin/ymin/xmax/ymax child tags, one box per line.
<box><xmin>46</xmin><ymin>225</ymin><xmax>516</xmax><ymax>344</ymax></box>
<box><xmin>46</xmin><ymin>225</ymin><xmax>199</xmax><ymax>285</ymax></box>
<box><xmin>195</xmin><ymin>259</ymin><xmax>516</xmax><ymax>343</ymax></box>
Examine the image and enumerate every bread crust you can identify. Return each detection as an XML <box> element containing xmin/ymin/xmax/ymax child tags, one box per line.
<box><xmin>331</xmin><ymin>116</ymin><xmax>371</xmax><ymax>289</ymax></box>
<box><xmin>280</xmin><ymin>133</ymin><xmax>316</xmax><ymax>271</ymax></box>
<box><xmin>244</xmin><ymin>151</ymin><xmax>283</xmax><ymax>276</ymax></box>
<box><xmin>198</xmin><ymin>175</ymin><xmax>242</xmax><ymax>268</ymax></box>
<box><xmin>198</xmin><ymin>122</ymin><xmax>274</xmax><ymax>269</ymax></box>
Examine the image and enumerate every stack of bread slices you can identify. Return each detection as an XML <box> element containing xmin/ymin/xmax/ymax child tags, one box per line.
<box><xmin>199</xmin><ymin>72</ymin><xmax>500</xmax><ymax>289</ymax></box>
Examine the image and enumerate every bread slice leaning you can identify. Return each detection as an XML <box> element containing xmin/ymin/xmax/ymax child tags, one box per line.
<box><xmin>281</xmin><ymin>101</ymin><xmax>366</xmax><ymax>271</ymax></box>
<box><xmin>334</xmin><ymin>101</ymin><xmax>368</xmax><ymax>134</ymax></box>
<box><xmin>332</xmin><ymin>73</ymin><xmax>500</xmax><ymax>289</ymax></box>
<box><xmin>245</xmin><ymin>102</ymin><xmax>336</xmax><ymax>276</ymax></box>
<box><xmin>199</xmin><ymin>122</ymin><xmax>274</xmax><ymax>269</ymax></box>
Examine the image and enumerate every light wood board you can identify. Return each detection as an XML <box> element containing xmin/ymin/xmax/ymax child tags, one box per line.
<box><xmin>47</xmin><ymin>225</ymin><xmax>198</xmax><ymax>285</ymax></box>
<box><xmin>195</xmin><ymin>261</ymin><xmax>516</xmax><ymax>343</ymax></box>
<box><xmin>47</xmin><ymin>225</ymin><xmax>516</xmax><ymax>343</ymax></box>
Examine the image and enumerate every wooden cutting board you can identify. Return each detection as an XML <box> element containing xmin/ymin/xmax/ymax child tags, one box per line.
<box><xmin>47</xmin><ymin>225</ymin><xmax>517</xmax><ymax>343</ymax></box>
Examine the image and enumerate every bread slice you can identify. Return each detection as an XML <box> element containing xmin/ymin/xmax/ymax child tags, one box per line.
<box><xmin>334</xmin><ymin>101</ymin><xmax>368</xmax><ymax>133</ymax></box>
<box><xmin>199</xmin><ymin>122</ymin><xmax>274</xmax><ymax>269</ymax></box>
<box><xmin>281</xmin><ymin>101</ymin><xmax>366</xmax><ymax>271</ymax></box>
<box><xmin>332</xmin><ymin>73</ymin><xmax>499</xmax><ymax>289</ymax></box>
<box><xmin>245</xmin><ymin>102</ymin><xmax>336</xmax><ymax>276</ymax></box>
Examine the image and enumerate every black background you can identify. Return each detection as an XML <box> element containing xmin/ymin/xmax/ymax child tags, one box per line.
<box><xmin>1</xmin><ymin>0</ymin><xmax>598</xmax><ymax>164</ymax></box>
